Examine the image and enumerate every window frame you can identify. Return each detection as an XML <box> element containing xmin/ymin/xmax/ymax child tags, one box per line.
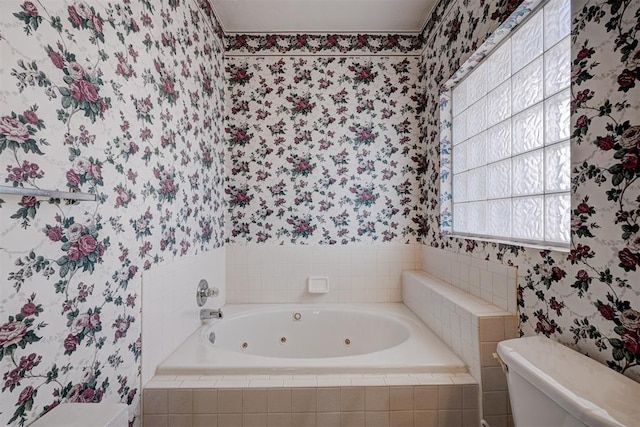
<box><xmin>438</xmin><ymin>0</ymin><xmax>571</xmax><ymax>252</ymax></box>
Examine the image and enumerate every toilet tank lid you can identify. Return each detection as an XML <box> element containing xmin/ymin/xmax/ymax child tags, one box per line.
<box><xmin>497</xmin><ymin>336</ymin><xmax>640</xmax><ymax>427</ymax></box>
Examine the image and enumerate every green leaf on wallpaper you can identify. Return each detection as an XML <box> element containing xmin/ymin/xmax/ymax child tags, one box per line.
<box><xmin>59</xmin><ymin>263</ymin><xmax>70</xmax><ymax>278</ymax></box>
<box><xmin>598</xmin><ymin>101</ymin><xmax>612</xmax><ymax>115</ymax></box>
<box><xmin>610</xmin><ymin>337</ymin><xmax>623</xmax><ymax>348</ymax></box>
<box><xmin>612</xmin><ymin>348</ymin><xmax>625</xmax><ymax>361</ymax></box>
<box><xmin>614</xmin><ymin>325</ymin><xmax>627</xmax><ymax>335</ymax></box>
<box><xmin>46</xmin><ymin>364</ymin><xmax>59</xmax><ymax>383</ymax></box>
<box><xmin>599</xmin><ymin>269</ymin><xmax>613</xmax><ymax>284</ymax></box>
<box><xmin>606</xmin><ymin>188</ymin><xmax>622</xmax><ymax>201</ymax></box>
<box><xmin>61</xmin><ymin>96</ymin><xmax>72</xmax><ymax>109</ymax></box>
<box><xmin>609</xmin><ymin>163</ymin><xmax>623</xmax><ymax>173</ymax></box>
<box><xmin>611</xmin><ymin>173</ymin><xmax>624</xmax><ymax>186</ymax></box>
<box><xmin>50</xmin><ymin>16</ymin><xmax>62</xmax><ymax>32</ymax></box>
<box><xmin>54</xmin><ymin>280</ymin><xmax>67</xmax><ymax>294</ymax></box>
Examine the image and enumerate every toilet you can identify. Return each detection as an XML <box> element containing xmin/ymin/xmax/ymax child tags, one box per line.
<box><xmin>497</xmin><ymin>336</ymin><xmax>640</xmax><ymax>427</ymax></box>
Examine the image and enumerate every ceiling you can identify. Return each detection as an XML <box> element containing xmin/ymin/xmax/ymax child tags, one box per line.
<box><xmin>210</xmin><ymin>0</ymin><xmax>437</xmax><ymax>33</ymax></box>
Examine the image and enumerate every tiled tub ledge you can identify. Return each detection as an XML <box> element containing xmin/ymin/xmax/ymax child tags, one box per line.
<box><xmin>402</xmin><ymin>271</ymin><xmax>517</xmax><ymax>427</ymax></box>
<box><xmin>143</xmin><ymin>373</ymin><xmax>479</xmax><ymax>427</ymax></box>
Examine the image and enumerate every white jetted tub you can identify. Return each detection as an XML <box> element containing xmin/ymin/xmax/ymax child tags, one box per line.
<box><xmin>157</xmin><ymin>303</ymin><xmax>466</xmax><ymax>375</ymax></box>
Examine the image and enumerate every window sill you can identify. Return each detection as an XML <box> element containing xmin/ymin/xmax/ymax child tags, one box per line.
<box><xmin>442</xmin><ymin>232</ymin><xmax>571</xmax><ymax>253</ymax></box>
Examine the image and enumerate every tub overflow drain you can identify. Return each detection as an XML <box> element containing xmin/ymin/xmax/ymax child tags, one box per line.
<box><xmin>344</xmin><ymin>338</ymin><xmax>351</xmax><ymax>346</ymax></box>
<box><xmin>241</xmin><ymin>342</ymin><xmax>248</xmax><ymax>350</ymax></box>
<box><xmin>280</xmin><ymin>337</ymin><xmax>287</xmax><ymax>344</ymax></box>
<box><xmin>293</xmin><ymin>312</ymin><xmax>302</xmax><ymax>321</ymax></box>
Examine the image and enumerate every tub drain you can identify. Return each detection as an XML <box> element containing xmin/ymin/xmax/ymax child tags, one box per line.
<box><xmin>344</xmin><ymin>338</ymin><xmax>351</xmax><ymax>346</ymax></box>
<box><xmin>241</xmin><ymin>342</ymin><xmax>248</xmax><ymax>350</ymax></box>
<box><xmin>280</xmin><ymin>337</ymin><xmax>287</xmax><ymax>344</ymax></box>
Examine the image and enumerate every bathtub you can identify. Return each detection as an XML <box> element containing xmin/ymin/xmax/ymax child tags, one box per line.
<box><xmin>156</xmin><ymin>303</ymin><xmax>466</xmax><ymax>375</ymax></box>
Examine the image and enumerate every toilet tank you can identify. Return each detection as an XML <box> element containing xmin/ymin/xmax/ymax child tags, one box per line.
<box><xmin>497</xmin><ymin>336</ymin><xmax>640</xmax><ymax>427</ymax></box>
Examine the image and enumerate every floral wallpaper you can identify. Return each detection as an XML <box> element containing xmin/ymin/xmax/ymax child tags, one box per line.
<box><xmin>418</xmin><ymin>0</ymin><xmax>640</xmax><ymax>382</ymax></box>
<box><xmin>1</xmin><ymin>0</ymin><xmax>637</xmax><ymax>425</ymax></box>
<box><xmin>224</xmin><ymin>56</ymin><xmax>422</xmax><ymax>244</ymax></box>
<box><xmin>0</xmin><ymin>0</ymin><xmax>226</xmax><ymax>425</ymax></box>
<box><xmin>225</xmin><ymin>33</ymin><xmax>423</xmax><ymax>55</ymax></box>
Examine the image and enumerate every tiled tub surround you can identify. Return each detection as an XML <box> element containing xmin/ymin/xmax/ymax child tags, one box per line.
<box><xmin>402</xmin><ymin>271</ymin><xmax>517</xmax><ymax>426</ymax></box>
<box><xmin>155</xmin><ymin>304</ymin><xmax>465</xmax><ymax>375</ymax></box>
<box><xmin>421</xmin><ymin>245</ymin><xmax>518</xmax><ymax>313</ymax></box>
<box><xmin>226</xmin><ymin>244</ymin><xmax>421</xmax><ymax>303</ymax></box>
<box><xmin>142</xmin><ymin>377</ymin><xmax>480</xmax><ymax>427</ymax></box>
<box><xmin>142</xmin><ymin>249</ymin><xmax>226</xmax><ymax>386</ymax></box>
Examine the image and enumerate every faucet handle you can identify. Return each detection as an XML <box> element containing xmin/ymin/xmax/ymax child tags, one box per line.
<box><xmin>196</xmin><ymin>279</ymin><xmax>219</xmax><ymax>307</ymax></box>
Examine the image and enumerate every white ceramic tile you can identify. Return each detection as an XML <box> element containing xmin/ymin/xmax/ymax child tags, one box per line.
<box><xmin>384</xmin><ymin>377</ymin><xmax>419</xmax><ymax>386</ymax></box>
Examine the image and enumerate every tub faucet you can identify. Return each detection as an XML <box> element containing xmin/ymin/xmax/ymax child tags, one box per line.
<box><xmin>200</xmin><ymin>308</ymin><xmax>223</xmax><ymax>320</ymax></box>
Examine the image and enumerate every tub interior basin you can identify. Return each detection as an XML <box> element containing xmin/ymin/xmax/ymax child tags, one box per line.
<box><xmin>207</xmin><ymin>307</ymin><xmax>411</xmax><ymax>358</ymax></box>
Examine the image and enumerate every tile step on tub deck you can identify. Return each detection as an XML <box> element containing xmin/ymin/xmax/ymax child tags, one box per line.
<box><xmin>145</xmin><ymin>372</ymin><xmax>477</xmax><ymax>389</ymax></box>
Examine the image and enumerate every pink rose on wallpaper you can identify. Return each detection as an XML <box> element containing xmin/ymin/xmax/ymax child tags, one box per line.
<box><xmin>77</xmin><ymin>235</ymin><xmax>96</xmax><ymax>255</ymax></box>
<box><xmin>75</xmin><ymin>1</ymin><xmax>92</xmax><ymax>18</ymax></box>
<box><xmin>66</xmin><ymin>384</ymin><xmax>82</xmax><ymax>401</ymax></box>
<box><xmin>0</xmin><ymin>321</ymin><xmax>27</xmax><ymax>347</ymax></box>
<box><xmin>576</xmin><ymin>47</ymin><xmax>591</xmax><ymax>60</ymax></box>
<box><xmin>66</xmin><ymin>223</ymin><xmax>84</xmax><ymax>242</ymax></box>
<box><xmin>20</xmin><ymin>302</ymin><xmax>37</xmax><ymax>317</ymax></box>
<box><xmin>68</xmin><ymin>62</ymin><xmax>85</xmax><ymax>80</ymax></box>
<box><xmin>622</xmin><ymin>331</ymin><xmax>640</xmax><ymax>354</ymax></box>
<box><xmin>576</xmin><ymin>115</ymin><xmax>589</xmax><ymax>128</ymax></box>
<box><xmin>162</xmin><ymin>78</ymin><xmax>175</xmax><ymax>95</ymax></box>
<box><xmin>598</xmin><ymin>303</ymin><xmax>615</xmax><ymax>320</ymax></box>
<box><xmin>71</xmin><ymin>314</ymin><xmax>90</xmax><ymax>333</ymax></box>
<box><xmin>576</xmin><ymin>202</ymin><xmax>590</xmax><ymax>213</ymax></box>
<box><xmin>22</xmin><ymin>1</ymin><xmax>38</xmax><ymax>17</ymax></box>
<box><xmin>621</xmin><ymin>309</ymin><xmax>640</xmax><ymax>331</ymax></box>
<box><xmin>67</xmin><ymin>244</ymin><xmax>83</xmax><ymax>261</ymax></box>
<box><xmin>620</xmin><ymin>126</ymin><xmax>640</xmax><ymax>149</ymax></box>
<box><xmin>22</xmin><ymin>110</ymin><xmax>38</xmax><ymax>125</ymax></box>
<box><xmin>91</xmin><ymin>14</ymin><xmax>103</xmax><ymax>34</ymax></box>
<box><xmin>79</xmin><ymin>388</ymin><xmax>95</xmax><ymax>403</ymax></box>
<box><xmin>69</xmin><ymin>80</ymin><xmax>99</xmax><ymax>103</ymax></box>
<box><xmin>46</xmin><ymin>226</ymin><xmax>63</xmax><ymax>242</ymax></box>
<box><xmin>88</xmin><ymin>162</ymin><xmax>102</xmax><ymax>179</ymax></box>
<box><xmin>89</xmin><ymin>312</ymin><xmax>100</xmax><ymax>328</ymax></box>
<box><xmin>160</xmin><ymin>178</ymin><xmax>175</xmax><ymax>194</ymax></box>
<box><xmin>18</xmin><ymin>386</ymin><xmax>34</xmax><ymax>405</ymax></box>
<box><xmin>69</xmin><ymin>81</ymin><xmax>84</xmax><ymax>101</ymax></box>
<box><xmin>21</xmin><ymin>196</ymin><xmax>37</xmax><ymax>207</ymax></box>
<box><xmin>620</xmin><ymin>331</ymin><xmax>640</xmax><ymax>354</ymax></box>
<box><xmin>621</xmin><ymin>153</ymin><xmax>638</xmax><ymax>170</ymax></box>
<box><xmin>18</xmin><ymin>353</ymin><xmax>40</xmax><ymax>371</ymax></box>
<box><xmin>67</xmin><ymin>5</ymin><xmax>82</xmax><ymax>26</ymax></box>
<box><xmin>73</xmin><ymin>157</ymin><xmax>90</xmax><ymax>174</ymax></box>
<box><xmin>0</xmin><ymin>116</ymin><xmax>29</xmax><ymax>142</ymax></box>
<box><xmin>596</xmin><ymin>135</ymin><xmax>614</xmax><ymax>151</ymax></box>
<box><xmin>66</xmin><ymin>169</ymin><xmax>81</xmax><ymax>186</ymax></box>
<box><xmin>628</xmin><ymin>233</ymin><xmax>640</xmax><ymax>252</ymax></box>
<box><xmin>63</xmin><ymin>334</ymin><xmax>78</xmax><ymax>351</ymax></box>
<box><xmin>618</xmin><ymin>68</ymin><xmax>636</xmax><ymax>89</ymax></box>
<box><xmin>80</xmin><ymin>80</ymin><xmax>99</xmax><ymax>103</ymax></box>
<box><xmin>49</xmin><ymin>51</ymin><xmax>64</xmax><ymax>69</ymax></box>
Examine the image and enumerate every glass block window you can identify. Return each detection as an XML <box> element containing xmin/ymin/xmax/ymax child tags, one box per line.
<box><xmin>448</xmin><ymin>0</ymin><xmax>570</xmax><ymax>248</ymax></box>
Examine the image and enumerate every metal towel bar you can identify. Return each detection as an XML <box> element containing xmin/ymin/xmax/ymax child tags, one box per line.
<box><xmin>0</xmin><ymin>185</ymin><xmax>97</xmax><ymax>202</ymax></box>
